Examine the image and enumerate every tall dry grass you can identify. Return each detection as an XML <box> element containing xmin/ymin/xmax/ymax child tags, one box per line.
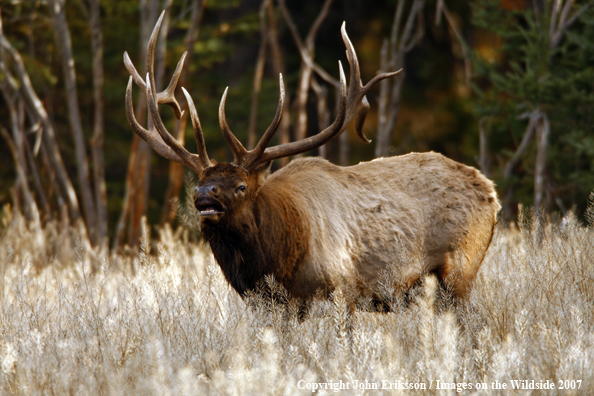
<box><xmin>0</xmin><ymin>203</ymin><xmax>592</xmax><ymax>395</ymax></box>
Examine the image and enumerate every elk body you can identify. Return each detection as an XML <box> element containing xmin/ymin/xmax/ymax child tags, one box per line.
<box><xmin>125</xmin><ymin>12</ymin><xmax>500</xmax><ymax>302</ymax></box>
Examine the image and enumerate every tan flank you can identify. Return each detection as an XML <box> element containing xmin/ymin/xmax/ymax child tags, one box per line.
<box><xmin>125</xmin><ymin>11</ymin><xmax>500</xmax><ymax>301</ymax></box>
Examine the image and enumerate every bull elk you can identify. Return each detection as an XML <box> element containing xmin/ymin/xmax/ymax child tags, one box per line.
<box><xmin>124</xmin><ymin>12</ymin><xmax>500</xmax><ymax>303</ymax></box>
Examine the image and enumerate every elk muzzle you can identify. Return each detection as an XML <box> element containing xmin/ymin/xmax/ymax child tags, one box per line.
<box><xmin>194</xmin><ymin>185</ymin><xmax>225</xmax><ymax>222</ymax></box>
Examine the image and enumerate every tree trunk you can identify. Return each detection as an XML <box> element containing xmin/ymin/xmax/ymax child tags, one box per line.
<box><xmin>478</xmin><ymin>116</ymin><xmax>490</xmax><ymax>178</ymax></box>
<box><xmin>113</xmin><ymin>135</ymin><xmax>139</xmax><ymax>250</ymax></box>
<box><xmin>247</xmin><ymin>0</ymin><xmax>269</xmax><ymax>151</ymax></box>
<box><xmin>87</xmin><ymin>0</ymin><xmax>108</xmax><ymax>246</ymax></box>
<box><xmin>50</xmin><ymin>0</ymin><xmax>98</xmax><ymax>244</ymax></box>
<box><xmin>128</xmin><ymin>140</ymin><xmax>152</xmax><ymax>247</ymax></box>
<box><xmin>159</xmin><ymin>117</ymin><xmax>187</xmax><ymax>225</ymax></box>
<box><xmin>339</xmin><ymin>127</ymin><xmax>350</xmax><ymax>166</ymax></box>
<box><xmin>376</xmin><ymin>67</ymin><xmax>404</xmax><ymax>158</ymax></box>
<box><xmin>265</xmin><ymin>0</ymin><xmax>290</xmax><ymax>167</ymax></box>
<box><xmin>534</xmin><ymin>110</ymin><xmax>550</xmax><ymax>211</ymax></box>
<box><xmin>312</xmin><ymin>81</ymin><xmax>330</xmax><ymax>158</ymax></box>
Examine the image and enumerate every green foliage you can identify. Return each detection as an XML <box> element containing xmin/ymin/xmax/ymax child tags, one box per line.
<box><xmin>470</xmin><ymin>0</ymin><xmax>594</xmax><ymax>216</ymax></box>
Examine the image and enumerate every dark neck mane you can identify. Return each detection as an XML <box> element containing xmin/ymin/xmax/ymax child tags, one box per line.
<box><xmin>201</xmin><ymin>188</ymin><xmax>309</xmax><ymax>296</ymax></box>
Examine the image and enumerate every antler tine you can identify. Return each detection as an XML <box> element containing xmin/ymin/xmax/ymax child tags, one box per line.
<box><xmin>243</xmin><ymin>74</ymin><xmax>285</xmax><ymax>170</ymax></box>
<box><xmin>125</xmin><ymin>77</ymin><xmax>201</xmax><ymax>174</ymax></box>
<box><xmin>146</xmin><ymin>11</ymin><xmax>185</xmax><ymax>119</ymax></box>
<box><xmin>145</xmin><ymin>11</ymin><xmax>164</xmax><ymax>102</ymax></box>
<box><xmin>146</xmin><ymin>74</ymin><xmax>203</xmax><ymax>174</ymax></box>
<box><xmin>124</xmin><ymin>9</ymin><xmax>209</xmax><ymax>174</ymax></box>
<box><xmin>245</xmin><ymin>62</ymin><xmax>348</xmax><ymax>169</ymax></box>
<box><xmin>124</xmin><ymin>11</ymin><xmax>185</xmax><ymax>119</ymax></box>
<box><xmin>156</xmin><ymin>51</ymin><xmax>186</xmax><ymax>119</ymax></box>
<box><xmin>182</xmin><ymin>87</ymin><xmax>213</xmax><ymax>168</ymax></box>
<box><xmin>340</xmin><ymin>22</ymin><xmax>403</xmax><ymax>143</ymax></box>
<box><xmin>219</xmin><ymin>87</ymin><xmax>248</xmax><ymax>163</ymax></box>
<box><xmin>341</xmin><ymin>22</ymin><xmax>403</xmax><ymax>93</ymax></box>
<box><xmin>239</xmin><ymin>23</ymin><xmax>402</xmax><ymax>170</ymax></box>
<box><xmin>124</xmin><ymin>51</ymin><xmax>146</xmax><ymax>92</ymax></box>
<box><xmin>124</xmin><ymin>48</ymin><xmax>185</xmax><ymax>119</ymax></box>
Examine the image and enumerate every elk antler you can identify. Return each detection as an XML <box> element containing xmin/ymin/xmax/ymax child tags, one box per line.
<box><xmin>220</xmin><ymin>22</ymin><xmax>403</xmax><ymax>171</ymax></box>
<box><xmin>219</xmin><ymin>75</ymin><xmax>287</xmax><ymax>170</ymax></box>
<box><xmin>125</xmin><ymin>12</ymin><xmax>402</xmax><ymax>173</ymax></box>
<box><xmin>124</xmin><ymin>11</ymin><xmax>212</xmax><ymax>173</ymax></box>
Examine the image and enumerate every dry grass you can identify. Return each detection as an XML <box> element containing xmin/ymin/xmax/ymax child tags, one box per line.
<box><xmin>0</xmin><ymin>205</ymin><xmax>593</xmax><ymax>395</ymax></box>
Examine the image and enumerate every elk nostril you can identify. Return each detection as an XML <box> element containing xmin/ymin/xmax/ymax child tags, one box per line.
<box><xmin>196</xmin><ymin>185</ymin><xmax>218</xmax><ymax>195</ymax></box>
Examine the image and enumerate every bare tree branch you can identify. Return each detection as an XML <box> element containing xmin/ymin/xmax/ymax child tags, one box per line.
<box><xmin>0</xmin><ymin>13</ymin><xmax>85</xmax><ymax>234</ymax></box>
<box><xmin>500</xmin><ymin>109</ymin><xmax>539</xmax><ymax>218</ymax></box>
<box><xmin>376</xmin><ymin>0</ymin><xmax>425</xmax><ymax>158</ymax></box>
<box><xmin>503</xmin><ymin>110</ymin><xmax>540</xmax><ymax>180</ymax></box>
<box><xmin>549</xmin><ymin>0</ymin><xmax>563</xmax><ymax>39</ymax></box>
<box><xmin>550</xmin><ymin>0</ymin><xmax>594</xmax><ymax>48</ymax></box>
<box><xmin>278</xmin><ymin>0</ymin><xmax>334</xmax><ymax>144</ymax></box>
<box><xmin>277</xmin><ymin>0</ymin><xmax>340</xmax><ymax>89</ymax></box>
<box><xmin>0</xmin><ymin>89</ymin><xmax>41</xmax><ymax>230</ymax></box>
<box><xmin>23</xmin><ymin>130</ymin><xmax>51</xmax><ymax>219</ymax></box>
<box><xmin>435</xmin><ymin>0</ymin><xmax>471</xmax><ymax>83</ymax></box>
<box><xmin>399</xmin><ymin>0</ymin><xmax>425</xmax><ymax>53</ymax></box>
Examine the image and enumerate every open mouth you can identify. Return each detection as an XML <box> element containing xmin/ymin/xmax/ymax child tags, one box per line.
<box><xmin>195</xmin><ymin>196</ymin><xmax>224</xmax><ymax>217</ymax></box>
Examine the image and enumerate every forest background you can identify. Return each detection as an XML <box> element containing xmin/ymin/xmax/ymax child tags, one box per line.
<box><xmin>1</xmin><ymin>0</ymin><xmax>593</xmax><ymax>249</ymax></box>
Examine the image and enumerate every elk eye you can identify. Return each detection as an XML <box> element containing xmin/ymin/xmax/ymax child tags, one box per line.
<box><xmin>236</xmin><ymin>185</ymin><xmax>246</xmax><ymax>193</ymax></box>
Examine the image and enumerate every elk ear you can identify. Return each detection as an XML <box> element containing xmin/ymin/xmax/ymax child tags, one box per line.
<box><xmin>252</xmin><ymin>161</ymin><xmax>272</xmax><ymax>186</ymax></box>
<box><xmin>253</xmin><ymin>161</ymin><xmax>272</xmax><ymax>175</ymax></box>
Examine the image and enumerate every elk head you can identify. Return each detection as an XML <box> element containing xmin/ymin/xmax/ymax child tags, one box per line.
<box><xmin>124</xmin><ymin>12</ymin><xmax>402</xmax><ymax>224</ymax></box>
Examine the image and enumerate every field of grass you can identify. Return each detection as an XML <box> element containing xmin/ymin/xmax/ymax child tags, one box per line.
<box><xmin>0</xmin><ymin>205</ymin><xmax>593</xmax><ymax>395</ymax></box>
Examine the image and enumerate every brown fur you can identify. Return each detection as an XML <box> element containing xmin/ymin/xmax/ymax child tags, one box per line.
<box><xmin>195</xmin><ymin>151</ymin><xmax>500</xmax><ymax>300</ymax></box>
